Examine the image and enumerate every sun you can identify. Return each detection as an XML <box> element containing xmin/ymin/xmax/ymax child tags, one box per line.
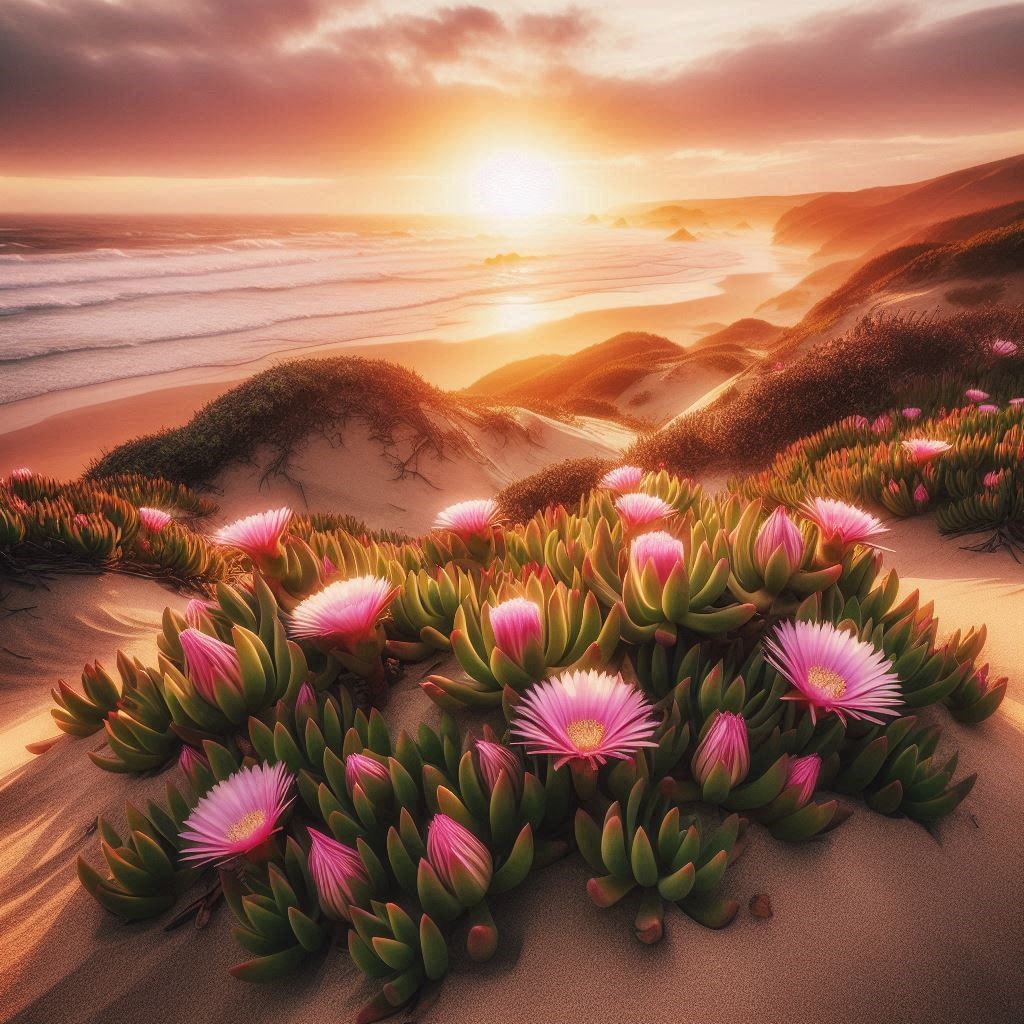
<box><xmin>466</xmin><ymin>149</ymin><xmax>563</xmax><ymax>219</ymax></box>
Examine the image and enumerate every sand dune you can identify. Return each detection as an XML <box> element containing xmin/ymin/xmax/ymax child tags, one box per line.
<box><xmin>1</xmin><ymin>513</ymin><xmax>1021</xmax><ymax>1023</ymax></box>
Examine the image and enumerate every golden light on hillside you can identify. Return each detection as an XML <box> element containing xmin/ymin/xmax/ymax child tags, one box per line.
<box><xmin>466</xmin><ymin>149</ymin><xmax>564</xmax><ymax>218</ymax></box>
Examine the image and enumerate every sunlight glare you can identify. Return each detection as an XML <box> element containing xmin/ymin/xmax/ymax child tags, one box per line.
<box><xmin>467</xmin><ymin>150</ymin><xmax>563</xmax><ymax>219</ymax></box>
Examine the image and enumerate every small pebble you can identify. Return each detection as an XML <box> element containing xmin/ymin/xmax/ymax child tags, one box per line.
<box><xmin>749</xmin><ymin>893</ymin><xmax>773</xmax><ymax>919</ymax></box>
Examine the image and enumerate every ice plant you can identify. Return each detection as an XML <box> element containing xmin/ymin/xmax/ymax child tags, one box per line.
<box><xmin>851</xmin><ymin>415</ymin><xmax>869</xmax><ymax>429</ymax></box>
<box><xmin>307</xmin><ymin>827</ymin><xmax>369</xmax><ymax>921</ymax></box>
<box><xmin>763</xmin><ymin>619</ymin><xmax>902</xmax><ymax>725</ymax></box>
<box><xmin>488</xmin><ymin>597</ymin><xmax>543</xmax><ymax>665</ymax></box>
<box><xmin>475</xmin><ymin>740</ymin><xmax>524</xmax><ymax>797</ymax></box>
<box><xmin>754</xmin><ymin>506</ymin><xmax>804</xmax><ymax>573</ymax></box>
<box><xmin>990</xmin><ymin>338</ymin><xmax>1018</xmax><ymax>357</ymax></box>
<box><xmin>184</xmin><ymin>597</ymin><xmax>215</xmax><ymax>628</ymax></box>
<box><xmin>9</xmin><ymin>467</ymin><xmax>32</xmax><ymax>480</ymax></box>
<box><xmin>178</xmin><ymin>627</ymin><xmax>243</xmax><ymax>704</ymax></box>
<box><xmin>871</xmin><ymin>415</ymin><xmax>892</xmax><ymax>434</ymax></box>
<box><xmin>434</xmin><ymin>498</ymin><xmax>501</xmax><ymax>539</ymax></box>
<box><xmin>179</xmin><ymin>762</ymin><xmax>293</xmax><ymax>866</ymax></box>
<box><xmin>984</xmin><ymin>470</ymin><xmax>1005</xmax><ymax>488</ymax></box>
<box><xmin>901</xmin><ymin>438</ymin><xmax>952</xmax><ymax>464</ymax></box>
<box><xmin>178</xmin><ymin>744</ymin><xmax>209</xmax><ymax>776</ymax></box>
<box><xmin>977</xmin><ymin>403</ymin><xmax>999</xmax><ymax>414</ymax></box>
<box><xmin>913</xmin><ymin>483</ymin><xmax>930</xmax><ymax>509</ymax></box>
<box><xmin>901</xmin><ymin>407</ymin><xmax>921</xmax><ymax>420</ymax></box>
<box><xmin>427</xmin><ymin>813</ymin><xmax>493</xmax><ymax>905</ymax></box>
<box><xmin>215</xmin><ymin>507</ymin><xmax>292</xmax><ymax>572</ymax></box>
<box><xmin>511</xmin><ymin>669</ymin><xmax>658</xmax><ymax>770</ymax></box>
<box><xmin>345</xmin><ymin>752</ymin><xmax>391</xmax><ymax>798</ymax></box>
<box><xmin>600</xmin><ymin>465</ymin><xmax>645</xmax><ymax>493</ymax></box>
<box><xmin>138</xmin><ymin>507</ymin><xmax>172</xmax><ymax>532</ymax></box>
<box><xmin>691</xmin><ymin>711</ymin><xmax>750</xmax><ymax>789</ymax></box>
<box><xmin>799</xmin><ymin>497</ymin><xmax>889</xmax><ymax>560</ymax></box>
<box><xmin>288</xmin><ymin>576</ymin><xmax>397</xmax><ymax>653</ymax></box>
<box><xmin>965</xmin><ymin>388</ymin><xmax>989</xmax><ymax>403</ymax></box>
<box><xmin>295</xmin><ymin>680</ymin><xmax>317</xmax><ymax>717</ymax></box>
<box><xmin>630</xmin><ymin>530</ymin><xmax>685</xmax><ymax>584</ymax></box>
<box><xmin>785</xmin><ymin>754</ymin><xmax>822</xmax><ymax>807</ymax></box>
<box><xmin>1009</xmin><ymin>397</ymin><xmax>1024</xmax><ymax>407</ymax></box>
<box><xmin>614</xmin><ymin>492</ymin><xmax>675</xmax><ymax>531</ymax></box>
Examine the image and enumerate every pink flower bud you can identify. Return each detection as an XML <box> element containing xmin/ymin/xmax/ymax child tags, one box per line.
<box><xmin>754</xmin><ymin>506</ymin><xmax>804</xmax><ymax>572</ymax></box>
<box><xmin>785</xmin><ymin>753</ymin><xmax>821</xmax><ymax>806</ymax></box>
<box><xmin>427</xmin><ymin>814</ymin><xmax>493</xmax><ymax>904</ymax></box>
<box><xmin>475</xmin><ymin>740</ymin><xmax>523</xmax><ymax>798</ymax></box>
<box><xmin>630</xmin><ymin>530</ymin><xmax>686</xmax><ymax>584</ymax></box>
<box><xmin>692</xmin><ymin>712</ymin><xmax>750</xmax><ymax>787</ymax></box>
<box><xmin>488</xmin><ymin>597</ymin><xmax>543</xmax><ymax>665</ymax></box>
<box><xmin>344</xmin><ymin>752</ymin><xmax>391</xmax><ymax>796</ymax></box>
<box><xmin>307</xmin><ymin>827</ymin><xmax>369</xmax><ymax>921</ymax></box>
<box><xmin>178</xmin><ymin>627</ymin><xmax>243</xmax><ymax>704</ymax></box>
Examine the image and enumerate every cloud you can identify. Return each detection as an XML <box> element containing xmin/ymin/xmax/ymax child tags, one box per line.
<box><xmin>0</xmin><ymin>2</ymin><xmax>1021</xmax><ymax>178</ymax></box>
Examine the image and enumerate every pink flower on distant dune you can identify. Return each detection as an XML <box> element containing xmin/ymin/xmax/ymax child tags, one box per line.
<box><xmin>614</xmin><ymin>492</ymin><xmax>675</xmax><ymax>531</ymax></box>
<box><xmin>901</xmin><ymin>407</ymin><xmax>921</xmax><ymax>420</ymax></box>
<box><xmin>511</xmin><ymin>669</ymin><xmax>658</xmax><ymax>770</ymax></box>
<box><xmin>977</xmin><ymin>404</ymin><xmax>999</xmax><ymax>414</ymax></box>
<box><xmin>600</xmin><ymin>465</ymin><xmax>645</xmax><ymax>493</ymax></box>
<box><xmin>434</xmin><ymin>498</ymin><xmax>501</xmax><ymax>538</ymax></box>
<box><xmin>965</xmin><ymin>388</ymin><xmax>990</xmax><ymax>403</ymax></box>
<box><xmin>902</xmin><ymin>438</ymin><xmax>952</xmax><ymax>464</ymax></box>
<box><xmin>288</xmin><ymin>576</ymin><xmax>397</xmax><ymax>652</ymax></box>
<box><xmin>139</xmin><ymin>507</ymin><xmax>172</xmax><ymax>532</ymax></box>
<box><xmin>9</xmin><ymin>467</ymin><xmax>32</xmax><ymax>481</ymax></box>
<box><xmin>763</xmin><ymin>619</ymin><xmax>902</xmax><ymax>725</ymax></box>
<box><xmin>180</xmin><ymin>762</ymin><xmax>293</xmax><ymax>866</ymax></box>
<box><xmin>990</xmin><ymin>339</ymin><xmax>1018</xmax><ymax>357</ymax></box>
<box><xmin>215</xmin><ymin>507</ymin><xmax>292</xmax><ymax>559</ymax></box>
<box><xmin>307</xmin><ymin>827</ymin><xmax>369</xmax><ymax>921</ymax></box>
<box><xmin>630</xmin><ymin>530</ymin><xmax>685</xmax><ymax>584</ymax></box>
<box><xmin>178</xmin><ymin>627</ymin><xmax>243</xmax><ymax>704</ymax></box>
<box><xmin>799</xmin><ymin>497</ymin><xmax>889</xmax><ymax>549</ymax></box>
<box><xmin>488</xmin><ymin>597</ymin><xmax>543</xmax><ymax>664</ymax></box>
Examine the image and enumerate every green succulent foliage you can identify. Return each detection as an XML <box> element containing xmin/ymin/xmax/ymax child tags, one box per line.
<box><xmin>51</xmin><ymin>660</ymin><xmax>123</xmax><ymax>736</ymax></box>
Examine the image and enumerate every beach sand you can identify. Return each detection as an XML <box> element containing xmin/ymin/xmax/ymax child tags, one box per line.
<box><xmin>1</xmin><ymin>516</ymin><xmax>1021</xmax><ymax>1023</ymax></box>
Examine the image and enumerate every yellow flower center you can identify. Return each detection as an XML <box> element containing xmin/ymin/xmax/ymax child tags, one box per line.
<box><xmin>566</xmin><ymin>718</ymin><xmax>607</xmax><ymax>752</ymax></box>
<box><xmin>226</xmin><ymin>809</ymin><xmax>267</xmax><ymax>844</ymax></box>
<box><xmin>808</xmin><ymin>665</ymin><xmax>846</xmax><ymax>699</ymax></box>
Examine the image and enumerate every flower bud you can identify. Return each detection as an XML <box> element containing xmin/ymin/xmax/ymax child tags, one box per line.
<box><xmin>692</xmin><ymin>712</ymin><xmax>750</xmax><ymax>787</ymax></box>
<box><xmin>427</xmin><ymin>814</ymin><xmax>493</xmax><ymax>906</ymax></box>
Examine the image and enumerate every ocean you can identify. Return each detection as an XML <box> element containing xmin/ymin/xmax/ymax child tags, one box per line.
<box><xmin>0</xmin><ymin>214</ymin><xmax>776</xmax><ymax>405</ymax></box>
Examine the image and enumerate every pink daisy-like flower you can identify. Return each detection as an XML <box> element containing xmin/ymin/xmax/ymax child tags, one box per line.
<box><xmin>179</xmin><ymin>762</ymin><xmax>293</xmax><ymax>866</ymax></box>
<box><xmin>977</xmin><ymin>403</ymin><xmax>999</xmax><ymax>414</ymax></box>
<box><xmin>9</xmin><ymin>467</ymin><xmax>33</xmax><ymax>480</ymax></box>
<box><xmin>488</xmin><ymin>597</ymin><xmax>543</xmax><ymax>665</ymax></box>
<box><xmin>901</xmin><ymin>438</ymin><xmax>952</xmax><ymax>464</ymax></box>
<box><xmin>763</xmin><ymin>619</ymin><xmax>902</xmax><ymax>725</ymax></box>
<box><xmin>754</xmin><ymin>506</ymin><xmax>804</xmax><ymax>571</ymax></box>
<box><xmin>990</xmin><ymin>339</ymin><xmax>1018</xmax><ymax>357</ymax></box>
<box><xmin>1009</xmin><ymin>397</ymin><xmax>1024</xmax><ymax>407</ymax></box>
<box><xmin>511</xmin><ymin>669</ymin><xmax>659</xmax><ymax>770</ymax></box>
<box><xmin>600</xmin><ymin>465</ymin><xmax>645</xmax><ymax>493</ymax></box>
<box><xmin>799</xmin><ymin>497</ymin><xmax>889</xmax><ymax>549</ymax></box>
<box><xmin>307</xmin><ymin>826</ymin><xmax>369</xmax><ymax>921</ymax></box>
<box><xmin>139</xmin><ymin>507</ymin><xmax>172</xmax><ymax>532</ymax></box>
<box><xmin>614</xmin><ymin>492</ymin><xmax>675</xmax><ymax>531</ymax></box>
<box><xmin>475</xmin><ymin>739</ymin><xmax>523</xmax><ymax>797</ymax></box>
<box><xmin>965</xmin><ymin>388</ymin><xmax>990</xmax><ymax>403</ymax></box>
<box><xmin>427</xmin><ymin>814</ymin><xmax>493</xmax><ymax>901</ymax></box>
<box><xmin>433</xmin><ymin>498</ymin><xmax>501</xmax><ymax>538</ymax></box>
<box><xmin>901</xmin><ymin>407</ymin><xmax>921</xmax><ymax>420</ymax></box>
<box><xmin>630</xmin><ymin>530</ymin><xmax>685</xmax><ymax>584</ymax></box>
<box><xmin>178</xmin><ymin>627</ymin><xmax>243</xmax><ymax>704</ymax></box>
<box><xmin>345</xmin><ymin>752</ymin><xmax>391</xmax><ymax>795</ymax></box>
<box><xmin>215</xmin><ymin>507</ymin><xmax>292</xmax><ymax>559</ymax></box>
<box><xmin>785</xmin><ymin>753</ymin><xmax>822</xmax><ymax>806</ymax></box>
<box><xmin>984</xmin><ymin>470</ymin><xmax>1005</xmax><ymax>488</ymax></box>
<box><xmin>692</xmin><ymin>712</ymin><xmax>750</xmax><ymax>787</ymax></box>
<box><xmin>288</xmin><ymin>576</ymin><xmax>398</xmax><ymax>652</ymax></box>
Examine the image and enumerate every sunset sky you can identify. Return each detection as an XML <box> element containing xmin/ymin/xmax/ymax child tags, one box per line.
<box><xmin>1</xmin><ymin>0</ymin><xmax>1022</xmax><ymax>213</ymax></box>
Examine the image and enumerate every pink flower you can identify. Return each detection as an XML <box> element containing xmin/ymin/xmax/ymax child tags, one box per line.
<box><xmin>965</xmin><ymin>388</ymin><xmax>990</xmax><ymax>403</ymax></box>
<box><xmin>288</xmin><ymin>576</ymin><xmax>398</xmax><ymax>652</ymax></box>
<box><xmin>180</xmin><ymin>763</ymin><xmax>293</xmax><ymax>866</ymax></box>
<box><xmin>9</xmin><ymin>467</ymin><xmax>32</xmax><ymax>481</ymax></box>
<box><xmin>139</xmin><ymin>507</ymin><xmax>172</xmax><ymax>532</ymax></box>
<box><xmin>977</xmin><ymin>404</ymin><xmax>999</xmax><ymax>414</ymax></box>
<box><xmin>785</xmin><ymin>753</ymin><xmax>822</xmax><ymax>806</ymax></box>
<box><xmin>427</xmin><ymin>814</ymin><xmax>493</xmax><ymax>904</ymax></box>
<box><xmin>184</xmin><ymin>598</ymin><xmax>215</xmax><ymax>628</ymax></box>
<box><xmin>763</xmin><ymin>619</ymin><xmax>902</xmax><ymax>725</ymax></box>
<box><xmin>475</xmin><ymin>740</ymin><xmax>523</xmax><ymax>797</ymax></box>
<box><xmin>887</xmin><ymin>480</ymin><xmax>900</xmax><ymax>495</ymax></box>
<box><xmin>630</xmin><ymin>530</ymin><xmax>685</xmax><ymax>584</ymax></box>
<box><xmin>511</xmin><ymin>669</ymin><xmax>659</xmax><ymax>770</ymax></box>
<box><xmin>850</xmin><ymin>416</ymin><xmax>869</xmax><ymax>429</ymax></box>
<box><xmin>434</xmin><ymin>498</ymin><xmax>501</xmax><ymax>538</ymax></box>
<box><xmin>1009</xmin><ymin>397</ymin><xmax>1024</xmax><ymax>407</ymax></box>
<box><xmin>984</xmin><ymin>470</ymin><xmax>1004</xmax><ymax>488</ymax></box>
<box><xmin>488</xmin><ymin>597</ymin><xmax>543</xmax><ymax>664</ymax></box>
<box><xmin>913</xmin><ymin>483</ymin><xmax>929</xmax><ymax>508</ymax></box>
<box><xmin>295</xmin><ymin>680</ymin><xmax>317</xmax><ymax>717</ymax></box>
<box><xmin>871</xmin><ymin>415</ymin><xmax>892</xmax><ymax>435</ymax></box>
<box><xmin>901</xmin><ymin>438</ymin><xmax>952</xmax><ymax>464</ymax></box>
<box><xmin>178</xmin><ymin>744</ymin><xmax>209</xmax><ymax>777</ymax></box>
<box><xmin>344</xmin><ymin>752</ymin><xmax>391</xmax><ymax>796</ymax></box>
<box><xmin>901</xmin><ymin>407</ymin><xmax>921</xmax><ymax>420</ymax></box>
<box><xmin>754</xmin><ymin>506</ymin><xmax>804</xmax><ymax>571</ymax></box>
<box><xmin>599</xmin><ymin>465</ymin><xmax>645</xmax><ymax>493</ymax></box>
<box><xmin>74</xmin><ymin>513</ymin><xmax>90</xmax><ymax>527</ymax></box>
<box><xmin>215</xmin><ymin>507</ymin><xmax>292</xmax><ymax>559</ymax></box>
<box><xmin>307</xmin><ymin>827</ymin><xmax>369</xmax><ymax>921</ymax></box>
<box><xmin>614</xmin><ymin>492</ymin><xmax>675</xmax><ymax>531</ymax></box>
<box><xmin>691</xmin><ymin>712</ymin><xmax>750</xmax><ymax>787</ymax></box>
<box><xmin>178</xmin><ymin>627</ymin><xmax>243</xmax><ymax>704</ymax></box>
<box><xmin>990</xmin><ymin>339</ymin><xmax>1018</xmax><ymax>357</ymax></box>
<box><xmin>799</xmin><ymin>497</ymin><xmax>889</xmax><ymax>549</ymax></box>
